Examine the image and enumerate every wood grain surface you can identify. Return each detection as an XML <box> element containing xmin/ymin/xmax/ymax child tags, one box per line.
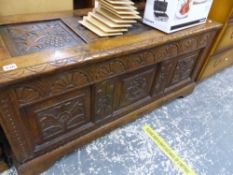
<box><xmin>0</xmin><ymin>9</ymin><xmax>221</xmax><ymax>175</ymax></box>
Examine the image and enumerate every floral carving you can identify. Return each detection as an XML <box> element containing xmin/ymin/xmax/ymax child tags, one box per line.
<box><xmin>153</xmin><ymin>44</ymin><xmax>178</xmax><ymax>62</ymax></box>
<box><xmin>171</xmin><ymin>53</ymin><xmax>198</xmax><ymax>85</ymax></box>
<box><xmin>198</xmin><ymin>33</ymin><xmax>210</xmax><ymax>47</ymax></box>
<box><xmin>153</xmin><ymin>60</ymin><xmax>176</xmax><ymax>95</ymax></box>
<box><xmin>50</xmin><ymin>71</ymin><xmax>91</xmax><ymax>94</ymax></box>
<box><xmin>36</xmin><ymin>96</ymin><xmax>86</xmax><ymax>140</ymax></box>
<box><xmin>0</xmin><ymin>31</ymin><xmax>212</xmax><ymax>85</ymax></box>
<box><xmin>120</xmin><ymin>69</ymin><xmax>154</xmax><ymax>106</ymax></box>
<box><xmin>16</xmin><ymin>87</ymin><xmax>42</xmax><ymax>105</ymax></box>
<box><xmin>127</xmin><ymin>50</ymin><xmax>154</xmax><ymax>68</ymax></box>
<box><xmin>177</xmin><ymin>38</ymin><xmax>198</xmax><ymax>55</ymax></box>
<box><xmin>15</xmin><ymin>80</ymin><xmax>49</xmax><ymax>105</ymax></box>
<box><xmin>1</xmin><ymin>20</ymin><xmax>83</xmax><ymax>56</ymax></box>
<box><xmin>125</xmin><ymin>76</ymin><xmax>147</xmax><ymax>101</ymax></box>
<box><xmin>94</xmin><ymin>60</ymin><xmax>126</xmax><ymax>79</ymax></box>
<box><xmin>0</xmin><ymin>29</ymin><xmax>216</xmax><ymax>87</ymax></box>
<box><xmin>95</xmin><ymin>81</ymin><xmax>115</xmax><ymax>120</ymax></box>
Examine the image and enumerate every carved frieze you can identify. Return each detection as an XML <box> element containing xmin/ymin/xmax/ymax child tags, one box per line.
<box><xmin>15</xmin><ymin>79</ymin><xmax>49</xmax><ymax>104</ymax></box>
<box><xmin>0</xmin><ymin>32</ymin><xmax>212</xmax><ymax>87</ymax></box>
<box><xmin>93</xmin><ymin>59</ymin><xmax>127</xmax><ymax>79</ymax></box>
<box><xmin>177</xmin><ymin>38</ymin><xmax>198</xmax><ymax>55</ymax></box>
<box><xmin>152</xmin><ymin>44</ymin><xmax>178</xmax><ymax>62</ymax></box>
<box><xmin>12</xmin><ymin>34</ymin><xmax>210</xmax><ymax>105</ymax></box>
<box><xmin>50</xmin><ymin>71</ymin><xmax>91</xmax><ymax>94</ymax></box>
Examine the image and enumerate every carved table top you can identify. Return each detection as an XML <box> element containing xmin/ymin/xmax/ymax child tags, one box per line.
<box><xmin>0</xmin><ymin>10</ymin><xmax>221</xmax><ymax>88</ymax></box>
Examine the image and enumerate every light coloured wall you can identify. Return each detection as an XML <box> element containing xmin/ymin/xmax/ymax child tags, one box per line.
<box><xmin>0</xmin><ymin>0</ymin><xmax>73</xmax><ymax>16</ymax></box>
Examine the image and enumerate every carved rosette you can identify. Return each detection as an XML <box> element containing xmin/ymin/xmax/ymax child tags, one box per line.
<box><xmin>50</xmin><ymin>71</ymin><xmax>91</xmax><ymax>94</ymax></box>
<box><xmin>198</xmin><ymin>33</ymin><xmax>209</xmax><ymax>47</ymax></box>
<box><xmin>125</xmin><ymin>77</ymin><xmax>147</xmax><ymax>101</ymax></box>
<box><xmin>120</xmin><ymin>69</ymin><xmax>155</xmax><ymax>107</ymax></box>
<box><xmin>171</xmin><ymin>54</ymin><xmax>198</xmax><ymax>85</ymax></box>
<box><xmin>94</xmin><ymin>60</ymin><xmax>127</xmax><ymax>79</ymax></box>
<box><xmin>15</xmin><ymin>80</ymin><xmax>49</xmax><ymax>105</ymax></box>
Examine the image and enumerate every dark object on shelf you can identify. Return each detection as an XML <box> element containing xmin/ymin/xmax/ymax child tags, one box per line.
<box><xmin>73</xmin><ymin>0</ymin><xmax>94</xmax><ymax>9</ymax></box>
<box><xmin>73</xmin><ymin>0</ymin><xmax>146</xmax><ymax>11</ymax></box>
<box><xmin>154</xmin><ymin>0</ymin><xmax>169</xmax><ymax>21</ymax></box>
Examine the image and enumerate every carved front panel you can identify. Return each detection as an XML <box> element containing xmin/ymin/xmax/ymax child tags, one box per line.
<box><xmin>36</xmin><ymin>96</ymin><xmax>86</xmax><ymax>140</ymax></box>
<box><xmin>94</xmin><ymin>80</ymin><xmax>115</xmax><ymax>121</ymax></box>
<box><xmin>118</xmin><ymin>69</ymin><xmax>155</xmax><ymax>108</ymax></box>
<box><xmin>0</xmin><ymin>20</ymin><xmax>83</xmax><ymax>56</ymax></box>
<box><xmin>152</xmin><ymin>51</ymin><xmax>199</xmax><ymax>96</ymax></box>
<box><xmin>21</xmin><ymin>88</ymin><xmax>91</xmax><ymax>153</ymax></box>
<box><xmin>170</xmin><ymin>52</ymin><xmax>198</xmax><ymax>85</ymax></box>
<box><xmin>152</xmin><ymin>59</ymin><xmax>177</xmax><ymax>96</ymax></box>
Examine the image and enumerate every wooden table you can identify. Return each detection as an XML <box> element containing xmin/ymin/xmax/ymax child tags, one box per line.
<box><xmin>0</xmin><ymin>10</ymin><xmax>221</xmax><ymax>175</ymax></box>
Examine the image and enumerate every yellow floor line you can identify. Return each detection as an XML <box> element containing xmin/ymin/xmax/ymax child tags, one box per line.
<box><xmin>143</xmin><ymin>124</ymin><xmax>197</xmax><ymax>175</ymax></box>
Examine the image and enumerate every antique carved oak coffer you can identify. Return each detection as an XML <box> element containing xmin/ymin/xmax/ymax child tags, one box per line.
<box><xmin>0</xmin><ymin>10</ymin><xmax>220</xmax><ymax>175</ymax></box>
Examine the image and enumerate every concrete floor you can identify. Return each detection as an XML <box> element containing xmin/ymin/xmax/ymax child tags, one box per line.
<box><xmin>2</xmin><ymin>66</ymin><xmax>233</xmax><ymax>175</ymax></box>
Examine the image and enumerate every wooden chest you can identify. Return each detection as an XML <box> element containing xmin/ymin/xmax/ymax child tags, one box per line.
<box><xmin>0</xmin><ymin>10</ymin><xmax>220</xmax><ymax>175</ymax></box>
